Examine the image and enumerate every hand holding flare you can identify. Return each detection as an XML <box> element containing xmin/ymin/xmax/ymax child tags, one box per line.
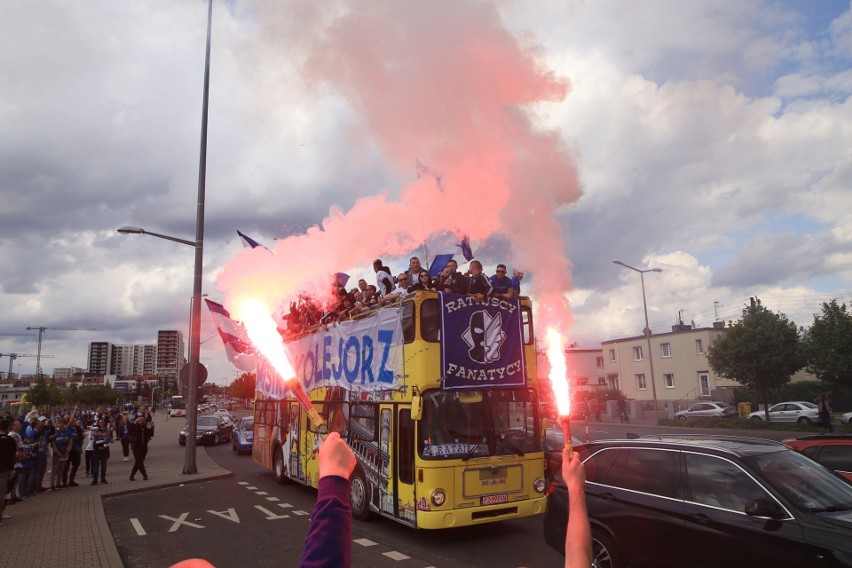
<box><xmin>545</xmin><ymin>327</ymin><xmax>572</xmax><ymax>460</ymax></box>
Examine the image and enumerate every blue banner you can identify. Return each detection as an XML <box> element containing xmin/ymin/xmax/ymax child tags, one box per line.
<box><xmin>440</xmin><ymin>293</ymin><xmax>526</xmax><ymax>390</ymax></box>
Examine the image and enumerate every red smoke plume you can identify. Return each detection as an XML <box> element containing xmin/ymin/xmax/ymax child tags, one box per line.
<box><xmin>218</xmin><ymin>0</ymin><xmax>581</xmax><ymax>333</ymax></box>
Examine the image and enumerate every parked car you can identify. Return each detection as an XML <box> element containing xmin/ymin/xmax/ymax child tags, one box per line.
<box><xmin>783</xmin><ymin>434</ymin><xmax>852</xmax><ymax>481</ymax></box>
<box><xmin>674</xmin><ymin>401</ymin><xmax>736</xmax><ymax>420</ymax></box>
<box><xmin>543</xmin><ymin>425</ymin><xmax>583</xmax><ymax>480</ymax></box>
<box><xmin>169</xmin><ymin>407</ymin><xmax>186</xmax><ymax>418</ymax></box>
<box><xmin>179</xmin><ymin>415</ymin><xmax>233</xmax><ymax>446</ymax></box>
<box><xmin>213</xmin><ymin>410</ymin><xmax>234</xmax><ymax>426</ymax></box>
<box><xmin>544</xmin><ymin>435</ymin><xmax>852</xmax><ymax>567</ymax></box>
<box><xmin>843</xmin><ymin>411</ymin><xmax>852</xmax><ymax>425</ymax></box>
<box><xmin>232</xmin><ymin>416</ymin><xmax>254</xmax><ymax>455</ymax></box>
<box><xmin>748</xmin><ymin>401</ymin><xmax>820</xmax><ymax>424</ymax></box>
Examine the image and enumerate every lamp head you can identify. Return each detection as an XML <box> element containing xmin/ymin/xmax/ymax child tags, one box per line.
<box><xmin>117</xmin><ymin>226</ymin><xmax>145</xmax><ymax>235</ymax></box>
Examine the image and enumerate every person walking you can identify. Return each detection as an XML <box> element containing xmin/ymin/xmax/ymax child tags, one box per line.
<box><xmin>119</xmin><ymin>414</ymin><xmax>132</xmax><ymax>462</ymax></box>
<box><xmin>0</xmin><ymin>419</ymin><xmax>18</xmax><ymax>525</ymax></box>
<box><xmin>129</xmin><ymin>415</ymin><xmax>153</xmax><ymax>481</ymax></box>
<box><xmin>618</xmin><ymin>398</ymin><xmax>629</xmax><ymax>424</ymax></box>
<box><xmin>815</xmin><ymin>393</ymin><xmax>834</xmax><ymax>433</ymax></box>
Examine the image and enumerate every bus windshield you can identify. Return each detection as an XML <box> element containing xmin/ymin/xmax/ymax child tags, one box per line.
<box><xmin>419</xmin><ymin>389</ymin><xmax>540</xmax><ymax>460</ymax></box>
<box><xmin>171</xmin><ymin>396</ymin><xmax>186</xmax><ymax>410</ymax></box>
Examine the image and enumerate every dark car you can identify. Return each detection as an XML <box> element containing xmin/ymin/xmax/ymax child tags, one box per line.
<box><xmin>783</xmin><ymin>434</ymin><xmax>852</xmax><ymax>482</ymax></box>
<box><xmin>544</xmin><ymin>435</ymin><xmax>852</xmax><ymax>567</ymax></box>
<box><xmin>178</xmin><ymin>415</ymin><xmax>233</xmax><ymax>446</ymax></box>
<box><xmin>232</xmin><ymin>416</ymin><xmax>254</xmax><ymax>455</ymax></box>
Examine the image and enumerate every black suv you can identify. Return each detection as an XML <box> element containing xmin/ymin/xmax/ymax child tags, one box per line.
<box><xmin>544</xmin><ymin>435</ymin><xmax>852</xmax><ymax>567</ymax></box>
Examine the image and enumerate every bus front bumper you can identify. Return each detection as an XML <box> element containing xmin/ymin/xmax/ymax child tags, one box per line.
<box><xmin>415</xmin><ymin>495</ymin><xmax>546</xmax><ymax>529</ymax></box>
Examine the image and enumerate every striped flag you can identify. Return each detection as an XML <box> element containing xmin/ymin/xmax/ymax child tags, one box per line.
<box><xmin>236</xmin><ymin>230</ymin><xmax>268</xmax><ymax>250</ymax></box>
<box><xmin>205</xmin><ymin>299</ymin><xmax>258</xmax><ymax>371</ymax></box>
<box><xmin>456</xmin><ymin>235</ymin><xmax>474</xmax><ymax>261</ymax></box>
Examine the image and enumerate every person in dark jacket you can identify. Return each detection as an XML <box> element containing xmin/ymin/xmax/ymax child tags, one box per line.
<box><xmin>129</xmin><ymin>415</ymin><xmax>154</xmax><ymax>481</ymax></box>
<box><xmin>298</xmin><ymin>432</ymin><xmax>356</xmax><ymax>568</ymax></box>
<box><xmin>1</xmin><ymin>419</ymin><xmax>20</xmax><ymax>523</ymax></box>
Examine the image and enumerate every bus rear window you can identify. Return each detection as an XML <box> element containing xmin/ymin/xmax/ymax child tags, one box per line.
<box><xmin>420</xmin><ymin>299</ymin><xmax>440</xmax><ymax>342</ymax></box>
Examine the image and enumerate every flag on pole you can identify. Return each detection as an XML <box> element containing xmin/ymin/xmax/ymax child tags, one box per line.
<box><xmin>456</xmin><ymin>235</ymin><xmax>474</xmax><ymax>261</ymax></box>
<box><xmin>205</xmin><ymin>299</ymin><xmax>258</xmax><ymax>371</ymax></box>
<box><xmin>334</xmin><ymin>272</ymin><xmax>350</xmax><ymax>288</ymax></box>
<box><xmin>236</xmin><ymin>230</ymin><xmax>268</xmax><ymax>250</ymax></box>
<box><xmin>429</xmin><ymin>253</ymin><xmax>454</xmax><ymax>277</ymax></box>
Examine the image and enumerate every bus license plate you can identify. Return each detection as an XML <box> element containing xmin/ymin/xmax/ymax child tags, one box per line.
<box><xmin>481</xmin><ymin>494</ymin><xmax>508</xmax><ymax>505</ymax></box>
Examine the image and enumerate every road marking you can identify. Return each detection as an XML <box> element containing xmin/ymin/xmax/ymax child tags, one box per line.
<box><xmin>266</xmin><ymin>496</ymin><xmax>280</xmax><ymax>502</ymax></box>
<box><xmin>130</xmin><ymin>518</ymin><xmax>147</xmax><ymax>536</ymax></box>
<box><xmin>293</xmin><ymin>510</ymin><xmax>309</xmax><ymax>516</ymax></box>
<box><xmin>159</xmin><ymin>513</ymin><xmax>205</xmax><ymax>532</ymax></box>
<box><xmin>255</xmin><ymin>491</ymin><xmax>269</xmax><ymax>496</ymax></box>
<box><xmin>354</xmin><ymin>538</ymin><xmax>378</xmax><ymax>547</ymax></box>
<box><xmin>207</xmin><ymin>508</ymin><xmax>240</xmax><ymax>523</ymax></box>
<box><xmin>383</xmin><ymin>551</ymin><xmax>410</xmax><ymax>561</ymax></box>
<box><xmin>254</xmin><ymin>505</ymin><xmax>291</xmax><ymax>520</ymax></box>
<box><xmin>246</xmin><ymin>485</ymin><xmax>258</xmax><ymax>490</ymax></box>
<box><xmin>278</xmin><ymin>503</ymin><xmax>293</xmax><ymax>509</ymax></box>
<box><xmin>237</xmin><ymin>481</ymin><xmax>249</xmax><ymax>485</ymax></box>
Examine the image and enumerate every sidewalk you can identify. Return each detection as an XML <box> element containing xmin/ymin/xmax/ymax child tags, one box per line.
<box><xmin>1</xmin><ymin>414</ymin><xmax>232</xmax><ymax>567</ymax></box>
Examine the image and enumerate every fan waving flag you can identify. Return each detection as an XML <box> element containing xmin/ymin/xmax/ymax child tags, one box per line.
<box><xmin>205</xmin><ymin>299</ymin><xmax>258</xmax><ymax>371</ymax></box>
<box><xmin>429</xmin><ymin>253</ymin><xmax>454</xmax><ymax>277</ymax></box>
<box><xmin>237</xmin><ymin>230</ymin><xmax>268</xmax><ymax>250</ymax></box>
<box><xmin>456</xmin><ymin>235</ymin><xmax>474</xmax><ymax>261</ymax></box>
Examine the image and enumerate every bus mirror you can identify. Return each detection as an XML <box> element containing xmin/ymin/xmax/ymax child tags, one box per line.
<box><xmin>411</xmin><ymin>396</ymin><xmax>423</xmax><ymax>421</ymax></box>
<box><xmin>458</xmin><ymin>391</ymin><xmax>482</xmax><ymax>404</ymax></box>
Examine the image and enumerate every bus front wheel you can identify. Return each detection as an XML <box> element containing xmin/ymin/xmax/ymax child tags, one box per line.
<box><xmin>274</xmin><ymin>446</ymin><xmax>289</xmax><ymax>484</ymax></box>
<box><xmin>350</xmin><ymin>467</ymin><xmax>374</xmax><ymax>521</ymax></box>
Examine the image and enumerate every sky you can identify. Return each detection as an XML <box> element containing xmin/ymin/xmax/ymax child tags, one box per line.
<box><xmin>1</xmin><ymin>0</ymin><xmax>851</xmax><ymax>385</ymax></box>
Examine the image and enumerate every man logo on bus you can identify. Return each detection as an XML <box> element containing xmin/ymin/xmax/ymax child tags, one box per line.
<box><xmin>462</xmin><ymin>310</ymin><xmax>505</xmax><ymax>364</ymax></box>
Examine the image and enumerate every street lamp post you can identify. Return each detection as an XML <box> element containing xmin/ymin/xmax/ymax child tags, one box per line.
<box><xmin>613</xmin><ymin>260</ymin><xmax>663</xmax><ymax>423</ymax></box>
<box><xmin>116</xmin><ymin>0</ymin><xmax>212</xmax><ymax>475</ymax></box>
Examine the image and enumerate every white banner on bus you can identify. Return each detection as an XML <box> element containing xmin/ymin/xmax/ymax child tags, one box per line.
<box><xmin>256</xmin><ymin>307</ymin><xmax>405</xmax><ymax>400</ymax></box>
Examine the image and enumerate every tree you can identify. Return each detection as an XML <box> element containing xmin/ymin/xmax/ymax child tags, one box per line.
<box><xmin>229</xmin><ymin>372</ymin><xmax>256</xmax><ymax>402</ymax></box>
<box><xmin>707</xmin><ymin>298</ymin><xmax>805</xmax><ymax>420</ymax></box>
<box><xmin>803</xmin><ymin>299</ymin><xmax>852</xmax><ymax>394</ymax></box>
<box><xmin>27</xmin><ymin>377</ymin><xmax>50</xmax><ymax>409</ymax></box>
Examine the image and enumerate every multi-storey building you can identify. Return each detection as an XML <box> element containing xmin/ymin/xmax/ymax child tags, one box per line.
<box><xmin>156</xmin><ymin>330</ymin><xmax>185</xmax><ymax>389</ymax></box>
<box><xmin>112</xmin><ymin>344</ymin><xmax>157</xmax><ymax>376</ymax></box>
<box><xmin>601</xmin><ymin>321</ymin><xmax>741</xmax><ymax>404</ymax></box>
<box><xmin>87</xmin><ymin>342</ymin><xmax>113</xmax><ymax>375</ymax></box>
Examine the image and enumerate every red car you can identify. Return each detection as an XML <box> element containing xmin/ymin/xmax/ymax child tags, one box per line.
<box><xmin>782</xmin><ymin>434</ymin><xmax>852</xmax><ymax>481</ymax></box>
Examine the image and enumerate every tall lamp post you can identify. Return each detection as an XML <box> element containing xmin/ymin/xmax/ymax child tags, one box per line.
<box><xmin>115</xmin><ymin>0</ymin><xmax>212</xmax><ymax>475</ymax></box>
<box><xmin>613</xmin><ymin>260</ymin><xmax>663</xmax><ymax>423</ymax></box>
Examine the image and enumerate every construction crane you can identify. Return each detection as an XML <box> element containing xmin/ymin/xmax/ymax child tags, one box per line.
<box><xmin>25</xmin><ymin>326</ymin><xmax>97</xmax><ymax>378</ymax></box>
<box><xmin>0</xmin><ymin>353</ymin><xmax>52</xmax><ymax>378</ymax></box>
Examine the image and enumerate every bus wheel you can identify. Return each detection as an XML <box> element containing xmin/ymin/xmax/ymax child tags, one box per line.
<box><xmin>274</xmin><ymin>446</ymin><xmax>289</xmax><ymax>484</ymax></box>
<box><xmin>350</xmin><ymin>467</ymin><xmax>373</xmax><ymax>521</ymax></box>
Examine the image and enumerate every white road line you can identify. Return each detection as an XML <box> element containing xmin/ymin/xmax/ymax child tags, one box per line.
<box><xmin>383</xmin><ymin>551</ymin><xmax>410</xmax><ymax>561</ymax></box>
<box><xmin>266</xmin><ymin>496</ymin><xmax>280</xmax><ymax>502</ymax></box>
<box><xmin>255</xmin><ymin>491</ymin><xmax>268</xmax><ymax>496</ymax></box>
<box><xmin>246</xmin><ymin>485</ymin><xmax>258</xmax><ymax>490</ymax></box>
<box><xmin>159</xmin><ymin>513</ymin><xmax>205</xmax><ymax>532</ymax></box>
<box><xmin>254</xmin><ymin>505</ymin><xmax>291</xmax><ymax>520</ymax></box>
<box><xmin>207</xmin><ymin>508</ymin><xmax>240</xmax><ymax>523</ymax></box>
<box><xmin>354</xmin><ymin>538</ymin><xmax>378</xmax><ymax>547</ymax></box>
<box><xmin>278</xmin><ymin>503</ymin><xmax>293</xmax><ymax>509</ymax></box>
<box><xmin>293</xmin><ymin>510</ymin><xmax>309</xmax><ymax>516</ymax></box>
<box><xmin>129</xmin><ymin>518</ymin><xmax>147</xmax><ymax>536</ymax></box>
<box><xmin>237</xmin><ymin>481</ymin><xmax>249</xmax><ymax>485</ymax></box>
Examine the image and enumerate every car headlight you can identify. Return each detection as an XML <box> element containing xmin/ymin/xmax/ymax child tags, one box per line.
<box><xmin>431</xmin><ymin>489</ymin><xmax>446</xmax><ymax>507</ymax></box>
<box><xmin>534</xmin><ymin>478</ymin><xmax>546</xmax><ymax>493</ymax></box>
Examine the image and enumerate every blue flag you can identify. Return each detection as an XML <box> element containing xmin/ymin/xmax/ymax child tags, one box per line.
<box><xmin>429</xmin><ymin>254</ymin><xmax>454</xmax><ymax>277</ymax></box>
<box><xmin>456</xmin><ymin>235</ymin><xmax>474</xmax><ymax>261</ymax></box>
<box><xmin>334</xmin><ymin>272</ymin><xmax>350</xmax><ymax>288</ymax></box>
<box><xmin>237</xmin><ymin>230</ymin><xmax>267</xmax><ymax>250</ymax></box>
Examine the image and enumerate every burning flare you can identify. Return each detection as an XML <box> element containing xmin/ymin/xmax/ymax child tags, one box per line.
<box><xmin>545</xmin><ymin>327</ymin><xmax>570</xmax><ymax>416</ymax></box>
<box><xmin>237</xmin><ymin>298</ymin><xmax>325</xmax><ymax>430</ymax></box>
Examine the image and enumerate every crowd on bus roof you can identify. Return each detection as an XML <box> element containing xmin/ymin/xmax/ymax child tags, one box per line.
<box><xmin>280</xmin><ymin>256</ymin><xmax>525</xmax><ymax>337</ymax></box>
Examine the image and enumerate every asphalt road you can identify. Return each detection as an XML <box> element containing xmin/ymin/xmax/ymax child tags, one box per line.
<box><xmin>103</xmin><ymin>415</ymin><xmax>801</xmax><ymax>567</ymax></box>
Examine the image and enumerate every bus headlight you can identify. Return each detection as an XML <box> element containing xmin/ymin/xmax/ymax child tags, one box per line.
<box><xmin>431</xmin><ymin>489</ymin><xmax>446</xmax><ymax>507</ymax></box>
<box><xmin>534</xmin><ymin>478</ymin><xmax>546</xmax><ymax>493</ymax></box>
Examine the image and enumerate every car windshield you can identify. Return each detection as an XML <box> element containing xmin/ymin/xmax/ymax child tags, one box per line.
<box><xmin>743</xmin><ymin>450</ymin><xmax>852</xmax><ymax>513</ymax></box>
<box><xmin>419</xmin><ymin>389</ymin><xmax>541</xmax><ymax>459</ymax></box>
<box><xmin>241</xmin><ymin>418</ymin><xmax>254</xmax><ymax>431</ymax></box>
<box><xmin>544</xmin><ymin>427</ymin><xmax>581</xmax><ymax>452</ymax></box>
<box><xmin>198</xmin><ymin>416</ymin><xmax>219</xmax><ymax>427</ymax></box>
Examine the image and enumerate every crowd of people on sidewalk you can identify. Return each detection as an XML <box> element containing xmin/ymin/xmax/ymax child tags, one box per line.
<box><xmin>283</xmin><ymin>256</ymin><xmax>525</xmax><ymax>335</ymax></box>
<box><xmin>0</xmin><ymin>403</ymin><xmax>155</xmax><ymax>526</ymax></box>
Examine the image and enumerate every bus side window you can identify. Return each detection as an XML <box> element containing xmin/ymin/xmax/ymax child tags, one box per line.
<box><xmin>402</xmin><ymin>301</ymin><xmax>415</xmax><ymax>343</ymax></box>
<box><xmin>420</xmin><ymin>299</ymin><xmax>440</xmax><ymax>342</ymax></box>
<box><xmin>399</xmin><ymin>410</ymin><xmax>415</xmax><ymax>484</ymax></box>
<box><xmin>350</xmin><ymin>403</ymin><xmax>376</xmax><ymax>441</ymax></box>
<box><xmin>254</xmin><ymin>400</ymin><xmax>263</xmax><ymax>423</ymax></box>
<box><xmin>522</xmin><ymin>307</ymin><xmax>533</xmax><ymax>345</ymax></box>
<box><xmin>276</xmin><ymin>401</ymin><xmax>287</xmax><ymax>428</ymax></box>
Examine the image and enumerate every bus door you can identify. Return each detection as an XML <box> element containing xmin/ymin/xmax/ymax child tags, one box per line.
<box><xmin>388</xmin><ymin>404</ymin><xmax>416</xmax><ymax>526</ymax></box>
<box><xmin>283</xmin><ymin>401</ymin><xmax>303</xmax><ymax>482</ymax></box>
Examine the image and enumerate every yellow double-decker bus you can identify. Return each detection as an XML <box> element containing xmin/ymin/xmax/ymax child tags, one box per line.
<box><xmin>252</xmin><ymin>290</ymin><xmax>547</xmax><ymax>529</ymax></box>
